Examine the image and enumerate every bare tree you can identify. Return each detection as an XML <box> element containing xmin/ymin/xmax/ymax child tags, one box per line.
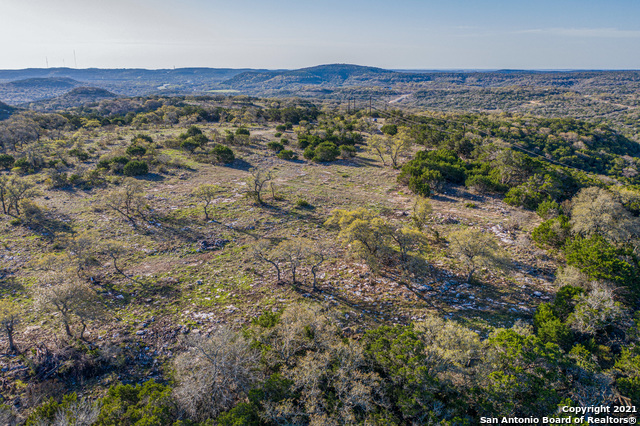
<box><xmin>192</xmin><ymin>184</ymin><xmax>221</xmax><ymax>221</ymax></box>
<box><xmin>103</xmin><ymin>178</ymin><xmax>147</xmax><ymax>226</ymax></box>
<box><xmin>66</xmin><ymin>231</ymin><xmax>101</xmax><ymax>279</ymax></box>
<box><xmin>35</xmin><ymin>276</ymin><xmax>105</xmax><ymax>340</ymax></box>
<box><xmin>101</xmin><ymin>241</ymin><xmax>137</xmax><ymax>283</ymax></box>
<box><xmin>173</xmin><ymin>327</ymin><xmax>260</xmax><ymax>421</ymax></box>
<box><xmin>275</xmin><ymin>238</ymin><xmax>310</xmax><ymax>284</ymax></box>
<box><xmin>246</xmin><ymin>167</ymin><xmax>274</xmax><ymax>204</ymax></box>
<box><xmin>250</xmin><ymin>239</ymin><xmax>284</xmax><ymax>282</ymax></box>
<box><xmin>0</xmin><ymin>299</ymin><xmax>20</xmax><ymax>354</ymax></box>
<box><xmin>308</xmin><ymin>241</ymin><xmax>329</xmax><ymax>292</ymax></box>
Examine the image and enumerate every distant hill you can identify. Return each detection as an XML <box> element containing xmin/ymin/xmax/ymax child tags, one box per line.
<box><xmin>0</xmin><ymin>68</ymin><xmax>254</xmax><ymax>103</ymax></box>
<box><xmin>23</xmin><ymin>86</ymin><xmax>119</xmax><ymax>111</ymax></box>
<box><xmin>0</xmin><ymin>77</ymin><xmax>83</xmax><ymax>104</ymax></box>
<box><xmin>221</xmin><ymin>63</ymin><xmax>427</xmax><ymax>91</ymax></box>
<box><xmin>2</xmin><ymin>77</ymin><xmax>79</xmax><ymax>90</ymax></box>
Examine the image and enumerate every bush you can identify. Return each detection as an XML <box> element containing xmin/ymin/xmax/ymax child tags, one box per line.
<box><xmin>0</xmin><ymin>154</ymin><xmax>15</xmax><ymax>169</ymax></box>
<box><xmin>274</xmin><ymin>132</ymin><xmax>283</xmax><ymax>138</ymax></box>
<box><xmin>123</xmin><ymin>160</ymin><xmax>149</xmax><ymax>176</ymax></box>
<box><xmin>302</xmin><ymin>147</ymin><xmax>315</xmax><ymax>160</ymax></box>
<box><xmin>236</xmin><ymin>127</ymin><xmax>250</xmax><ymax>136</ymax></box>
<box><xmin>277</xmin><ymin>150</ymin><xmax>297</xmax><ymax>160</ymax></box>
<box><xmin>267</xmin><ymin>141</ymin><xmax>285</xmax><ymax>153</ymax></box>
<box><xmin>111</xmin><ymin>156</ymin><xmax>130</xmax><ymax>165</ymax></box>
<box><xmin>211</xmin><ymin>144</ymin><xmax>235</xmax><ymax>164</ymax></box>
<box><xmin>280</xmin><ymin>138</ymin><xmax>289</xmax><ymax>145</ymax></box>
<box><xmin>536</xmin><ymin>200</ymin><xmax>561</xmax><ymax>219</ymax></box>
<box><xmin>531</xmin><ymin>215</ymin><xmax>571</xmax><ymax>248</ymax></box>
<box><xmin>97</xmin><ymin>380</ymin><xmax>178</xmax><ymax>426</ymax></box>
<box><xmin>69</xmin><ymin>148</ymin><xmax>89</xmax><ymax>161</ymax></box>
<box><xmin>126</xmin><ymin>144</ymin><xmax>147</xmax><ymax>157</ymax></box>
<box><xmin>339</xmin><ymin>145</ymin><xmax>356</xmax><ymax>158</ymax></box>
<box><xmin>381</xmin><ymin>124</ymin><xmax>398</xmax><ymax>136</ymax></box>
<box><xmin>181</xmin><ymin>139</ymin><xmax>200</xmax><ymax>153</ymax></box>
<box><xmin>312</xmin><ymin>142</ymin><xmax>339</xmax><ymax>162</ymax></box>
<box><xmin>275</xmin><ymin>124</ymin><xmax>286</xmax><ymax>132</ymax></box>
<box><xmin>186</xmin><ymin>125</ymin><xmax>203</xmax><ymax>137</ymax></box>
<box><xmin>295</xmin><ymin>199</ymin><xmax>312</xmax><ymax>209</ymax></box>
<box><xmin>13</xmin><ymin>157</ymin><xmax>31</xmax><ymax>173</ymax></box>
<box><xmin>565</xmin><ymin>234</ymin><xmax>639</xmax><ymax>288</ymax></box>
<box><xmin>132</xmin><ymin>133</ymin><xmax>153</xmax><ymax>143</ymax></box>
<box><xmin>465</xmin><ymin>174</ymin><xmax>506</xmax><ymax>194</ymax></box>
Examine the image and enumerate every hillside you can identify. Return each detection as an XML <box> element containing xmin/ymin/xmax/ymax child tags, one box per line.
<box><xmin>0</xmin><ymin>77</ymin><xmax>83</xmax><ymax>104</ymax></box>
<box><xmin>23</xmin><ymin>86</ymin><xmax>118</xmax><ymax>111</ymax></box>
<box><xmin>0</xmin><ymin>100</ymin><xmax>16</xmax><ymax>120</ymax></box>
<box><xmin>0</xmin><ymin>92</ymin><xmax>639</xmax><ymax>423</ymax></box>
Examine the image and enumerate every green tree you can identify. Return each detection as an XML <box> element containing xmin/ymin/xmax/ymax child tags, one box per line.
<box><xmin>448</xmin><ymin>228</ymin><xmax>508</xmax><ymax>283</ymax></box>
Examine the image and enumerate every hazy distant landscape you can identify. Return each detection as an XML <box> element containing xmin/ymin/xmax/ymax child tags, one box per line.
<box><xmin>2</xmin><ymin>64</ymin><xmax>639</xmax><ymax>137</ymax></box>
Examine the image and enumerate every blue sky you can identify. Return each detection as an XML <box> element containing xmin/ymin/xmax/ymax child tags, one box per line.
<box><xmin>1</xmin><ymin>0</ymin><xmax>639</xmax><ymax>69</ymax></box>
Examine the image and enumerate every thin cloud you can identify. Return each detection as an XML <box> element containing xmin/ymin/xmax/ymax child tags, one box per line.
<box><xmin>517</xmin><ymin>27</ymin><xmax>640</xmax><ymax>38</ymax></box>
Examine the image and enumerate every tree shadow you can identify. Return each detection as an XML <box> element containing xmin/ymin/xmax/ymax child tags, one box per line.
<box><xmin>136</xmin><ymin>173</ymin><xmax>166</xmax><ymax>182</ymax></box>
<box><xmin>227</xmin><ymin>158</ymin><xmax>253</xmax><ymax>171</ymax></box>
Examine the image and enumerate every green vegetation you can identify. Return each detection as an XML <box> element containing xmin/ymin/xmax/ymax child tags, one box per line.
<box><xmin>0</xmin><ymin>88</ymin><xmax>639</xmax><ymax>424</ymax></box>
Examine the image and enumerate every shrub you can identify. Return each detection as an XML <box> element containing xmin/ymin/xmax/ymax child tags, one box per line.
<box><xmin>0</xmin><ymin>154</ymin><xmax>15</xmax><ymax>169</ymax></box>
<box><xmin>531</xmin><ymin>215</ymin><xmax>571</xmax><ymax>248</ymax></box>
<box><xmin>275</xmin><ymin>124</ymin><xmax>286</xmax><ymax>132</ymax></box>
<box><xmin>277</xmin><ymin>150</ymin><xmax>297</xmax><ymax>160</ymax></box>
<box><xmin>465</xmin><ymin>174</ymin><xmax>506</xmax><ymax>194</ymax></box>
<box><xmin>267</xmin><ymin>141</ymin><xmax>285</xmax><ymax>153</ymax></box>
<box><xmin>97</xmin><ymin>159</ymin><xmax>111</xmax><ymax>170</ymax></box>
<box><xmin>565</xmin><ymin>234</ymin><xmax>639</xmax><ymax>287</ymax></box>
<box><xmin>123</xmin><ymin>160</ymin><xmax>149</xmax><ymax>176</ymax></box>
<box><xmin>312</xmin><ymin>142</ymin><xmax>339</xmax><ymax>162</ymax></box>
<box><xmin>132</xmin><ymin>133</ymin><xmax>153</xmax><ymax>143</ymax></box>
<box><xmin>536</xmin><ymin>200</ymin><xmax>561</xmax><ymax>219</ymax></box>
<box><xmin>211</xmin><ymin>144</ymin><xmax>235</xmax><ymax>164</ymax></box>
<box><xmin>533</xmin><ymin>303</ymin><xmax>573</xmax><ymax>349</ymax></box>
<box><xmin>111</xmin><ymin>156</ymin><xmax>130</xmax><ymax>165</ymax></box>
<box><xmin>296</xmin><ymin>199</ymin><xmax>311</xmax><ymax>209</ymax></box>
<box><xmin>186</xmin><ymin>125</ymin><xmax>203</xmax><ymax>137</ymax></box>
<box><xmin>13</xmin><ymin>157</ymin><xmax>31</xmax><ymax>173</ymax></box>
<box><xmin>126</xmin><ymin>144</ymin><xmax>147</xmax><ymax>157</ymax></box>
<box><xmin>381</xmin><ymin>124</ymin><xmax>398</xmax><ymax>136</ymax></box>
<box><xmin>303</xmin><ymin>147</ymin><xmax>315</xmax><ymax>160</ymax></box>
<box><xmin>69</xmin><ymin>148</ymin><xmax>89</xmax><ymax>161</ymax></box>
<box><xmin>280</xmin><ymin>138</ymin><xmax>289</xmax><ymax>145</ymax></box>
<box><xmin>339</xmin><ymin>144</ymin><xmax>356</xmax><ymax>158</ymax></box>
<box><xmin>235</xmin><ymin>127</ymin><xmax>250</xmax><ymax>136</ymax></box>
<box><xmin>274</xmin><ymin>132</ymin><xmax>283</xmax><ymax>138</ymax></box>
<box><xmin>97</xmin><ymin>380</ymin><xmax>178</xmax><ymax>426</ymax></box>
<box><xmin>180</xmin><ymin>139</ymin><xmax>200</xmax><ymax>153</ymax></box>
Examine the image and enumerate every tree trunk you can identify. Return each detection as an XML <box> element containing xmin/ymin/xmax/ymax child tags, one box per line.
<box><xmin>466</xmin><ymin>269</ymin><xmax>475</xmax><ymax>283</ymax></box>
<box><xmin>63</xmin><ymin>318</ymin><xmax>73</xmax><ymax>338</ymax></box>
<box><xmin>79</xmin><ymin>320</ymin><xmax>87</xmax><ymax>341</ymax></box>
<box><xmin>5</xmin><ymin>323</ymin><xmax>17</xmax><ymax>353</ymax></box>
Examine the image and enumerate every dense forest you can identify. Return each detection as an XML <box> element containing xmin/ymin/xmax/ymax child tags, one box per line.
<box><xmin>0</xmin><ymin>89</ymin><xmax>639</xmax><ymax>425</ymax></box>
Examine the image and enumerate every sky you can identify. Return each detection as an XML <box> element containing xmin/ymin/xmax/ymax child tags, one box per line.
<box><xmin>1</xmin><ymin>0</ymin><xmax>640</xmax><ymax>70</ymax></box>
